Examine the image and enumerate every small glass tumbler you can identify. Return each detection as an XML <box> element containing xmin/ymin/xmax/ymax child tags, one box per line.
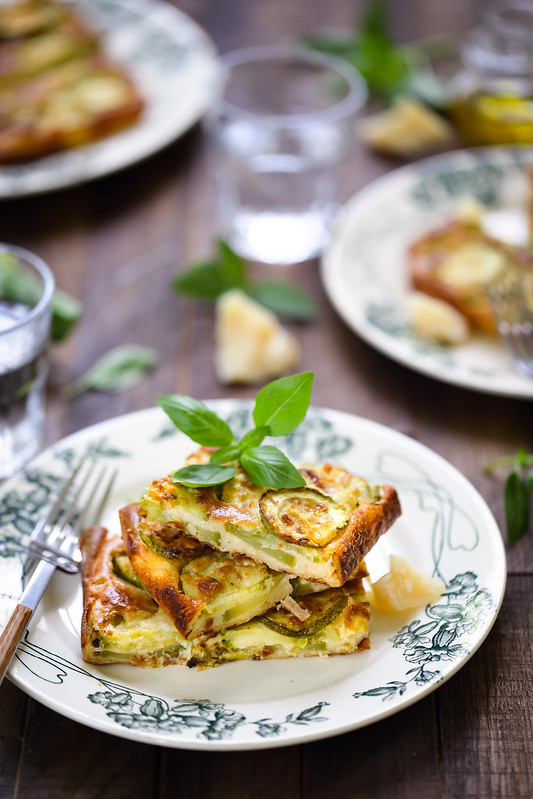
<box><xmin>205</xmin><ymin>45</ymin><xmax>367</xmax><ymax>265</ymax></box>
<box><xmin>0</xmin><ymin>243</ymin><xmax>54</xmax><ymax>478</ymax></box>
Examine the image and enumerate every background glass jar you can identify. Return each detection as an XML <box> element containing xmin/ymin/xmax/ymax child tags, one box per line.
<box><xmin>450</xmin><ymin>1</ymin><xmax>533</xmax><ymax>145</ymax></box>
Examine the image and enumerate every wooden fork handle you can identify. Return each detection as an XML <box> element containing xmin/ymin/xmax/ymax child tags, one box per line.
<box><xmin>0</xmin><ymin>603</ymin><xmax>33</xmax><ymax>684</ymax></box>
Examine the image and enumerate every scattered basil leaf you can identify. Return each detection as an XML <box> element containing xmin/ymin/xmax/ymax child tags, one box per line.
<box><xmin>505</xmin><ymin>471</ymin><xmax>530</xmax><ymax>544</ymax></box>
<box><xmin>0</xmin><ymin>253</ymin><xmax>82</xmax><ymax>342</ymax></box>
<box><xmin>65</xmin><ymin>345</ymin><xmax>158</xmax><ymax>398</ymax></box>
<box><xmin>50</xmin><ymin>289</ymin><xmax>83</xmax><ymax>342</ymax></box>
<box><xmin>172</xmin><ymin>464</ymin><xmax>237</xmax><ymax>487</ymax></box>
<box><xmin>173</xmin><ymin>239</ymin><xmax>316</xmax><ymax>322</ymax></box>
<box><xmin>240</xmin><ymin>446</ymin><xmax>306</xmax><ymax>489</ymax></box>
<box><xmin>484</xmin><ymin>448</ymin><xmax>533</xmax><ymax>542</ymax></box>
<box><xmin>253</xmin><ymin>372</ymin><xmax>313</xmax><ymax>436</ymax></box>
<box><xmin>218</xmin><ymin>239</ymin><xmax>247</xmax><ymax>288</ymax></box>
<box><xmin>301</xmin><ymin>0</ymin><xmax>453</xmax><ymax>107</ymax></box>
<box><xmin>158</xmin><ymin>395</ymin><xmax>235</xmax><ymax>448</ymax></box>
<box><xmin>173</xmin><ymin>261</ymin><xmax>232</xmax><ymax>301</ymax></box>
<box><xmin>249</xmin><ymin>281</ymin><xmax>316</xmax><ymax>321</ymax></box>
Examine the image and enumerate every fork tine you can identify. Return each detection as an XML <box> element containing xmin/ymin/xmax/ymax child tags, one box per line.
<box><xmin>28</xmin><ymin>461</ymin><xmax>117</xmax><ymax>573</ymax></box>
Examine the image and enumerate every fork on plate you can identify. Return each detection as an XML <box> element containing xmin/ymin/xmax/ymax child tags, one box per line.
<box><xmin>0</xmin><ymin>459</ymin><xmax>116</xmax><ymax>684</ymax></box>
<box><xmin>487</xmin><ymin>267</ymin><xmax>533</xmax><ymax>378</ymax></box>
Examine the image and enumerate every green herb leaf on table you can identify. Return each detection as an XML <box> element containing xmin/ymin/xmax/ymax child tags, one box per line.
<box><xmin>301</xmin><ymin>0</ymin><xmax>453</xmax><ymax>108</ymax></box>
<box><xmin>173</xmin><ymin>261</ymin><xmax>231</xmax><ymax>301</ymax></box>
<box><xmin>249</xmin><ymin>281</ymin><xmax>317</xmax><ymax>321</ymax></box>
<box><xmin>173</xmin><ymin>239</ymin><xmax>316</xmax><ymax>322</ymax></box>
<box><xmin>0</xmin><ymin>252</ymin><xmax>82</xmax><ymax>342</ymax></box>
<box><xmin>160</xmin><ymin>371</ymin><xmax>314</xmax><ymax>489</ymax></box>
<box><xmin>484</xmin><ymin>448</ymin><xmax>533</xmax><ymax>542</ymax></box>
<box><xmin>65</xmin><ymin>344</ymin><xmax>158</xmax><ymax>398</ymax></box>
<box><xmin>505</xmin><ymin>472</ymin><xmax>530</xmax><ymax>544</ymax></box>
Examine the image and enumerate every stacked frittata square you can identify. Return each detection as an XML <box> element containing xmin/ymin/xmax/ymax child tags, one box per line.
<box><xmin>80</xmin><ymin>449</ymin><xmax>401</xmax><ymax>669</ymax></box>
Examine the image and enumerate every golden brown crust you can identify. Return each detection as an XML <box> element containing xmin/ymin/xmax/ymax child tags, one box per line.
<box><xmin>333</xmin><ymin>484</ymin><xmax>402</xmax><ymax>585</ymax></box>
<box><xmin>80</xmin><ymin>525</ymin><xmax>160</xmax><ymax>665</ymax></box>
<box><xmin>119</xmin><ymin>504</ymin><xmax>204</xmax><ymax>637</ymax></box>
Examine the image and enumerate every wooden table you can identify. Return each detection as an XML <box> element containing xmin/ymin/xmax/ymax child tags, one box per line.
<box><xmin>1</xmin><ymin>1</ymin><xmax>532</xmax><ymax>797</ymax></box>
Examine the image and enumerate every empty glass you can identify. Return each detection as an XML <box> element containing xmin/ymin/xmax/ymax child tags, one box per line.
<box><xmin>0</xmin><ymin>243</ymin><xmax>54</xmax><ymax>478</ymax></box>
<box><xmin>205</xmin><ymin>45</ymin><xmax>367</xmax><ymax>265</ymax></box>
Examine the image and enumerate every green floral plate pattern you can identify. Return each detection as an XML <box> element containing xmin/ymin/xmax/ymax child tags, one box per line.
<box><xmin>322</xmin><ymin>146</ymin><xmax>533</xmax><ymax>399</ymax></box>
<box><xmin>0</xmin><ymin>0</ymin><xmax>216</xmax><ymax>198</ymax></box>
<box><xmin>0</xmin><ymin>403</ymin><xmax>506</xmax><ymax>750</ymax></box>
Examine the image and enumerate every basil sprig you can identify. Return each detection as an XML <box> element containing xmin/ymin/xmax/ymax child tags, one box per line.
<box><xmin>158</xmin><ymin>372</ymin><xmax>314</xmax><ymax>489</ymax></box>
<box><xmin>301</xmin><ymin>0</ymin><xmax>453</xmax><ymax>108</ymax></box>
<box><xmin>484</xmin><ymin>448</ymin><xmax>533</xmax><ymax>542</ymax></box>
<box><xmin>173</xmin><ymin>239</ymin><xmax>316</xmax><ymax>322</ymax></box>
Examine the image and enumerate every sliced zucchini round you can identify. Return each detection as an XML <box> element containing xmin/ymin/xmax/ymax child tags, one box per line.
<box><xmin>259</xmin><ymin>487</ymin><xmax>350</xmax><ymax>547</ymax></box>
<box><xmin>258</xmin><ymin>592</ymin><xmax>348</xmax><ymax>638</ymax></box>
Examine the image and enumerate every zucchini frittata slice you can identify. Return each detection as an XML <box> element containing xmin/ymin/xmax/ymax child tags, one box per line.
<box><xmin>190</xmin><ymin>566</ymin><xmax>371</xmax><ymax>667</ymax></box>
<box><xmin>139</xmin><ymin>449</ymin><xmax>401</xmax><ymax>588</ymax></box>
<box><xmin>119</xmin><ymin>503</ymin><xmax>293</xmax><ymax>639</ymax></box>
<box><xmin>80</xmin><ymin>526</ymin><xmax>192</xmax><ymax>667</ymax></box>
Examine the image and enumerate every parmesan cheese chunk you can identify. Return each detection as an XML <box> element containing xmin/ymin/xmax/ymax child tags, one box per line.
<box><xmin>215</xmin><ymin>289</ymin><xmax>300</xmax><ymax>384</ymax></box>
<box><xmin>357</xmin><ymin>97</ymin><xmax>454</xmax><ymax>157</ymax></box>
<box><xmin>369</xmin><ymin>555</ymin><xmax>445</xmax><ymax>612</ymax></box>
<box><xmin>407</xmin><ymin>291</ymin><xmax>470</xmax><ymax>345</ymax></box>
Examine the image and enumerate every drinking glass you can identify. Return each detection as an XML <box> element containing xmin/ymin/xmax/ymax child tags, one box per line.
<box><xmin>0</xmin><ymin>243</ymin><xmax>54</xmax><ymax>478</ymax></box>
<box><xmin>205</xmin><ymin>45</ymin><xmax>367</xmax><ymax>265</ymax></box>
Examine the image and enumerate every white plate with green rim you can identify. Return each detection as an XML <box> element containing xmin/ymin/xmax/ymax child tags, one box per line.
<box><xmin>321</xmin><ymin>147</ymin><xmax>533</xmax><ymax>398</ymax></box>
<box><xmin>0</xmin><ymin>402</ymin><xmax>506</xmax><ymax>750</ymax></box>
<box><xmin>0</xmin><ymin>0</ymin><xmax>216</xmax><ymax>198</ymax></box>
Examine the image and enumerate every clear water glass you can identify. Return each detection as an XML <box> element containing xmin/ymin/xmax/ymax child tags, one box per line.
<box><xmin>205</xmin><ymin>45</ymin><xmax>367</xmax><ymax>265</ymax></box>
<box><xmin>0</xmin><ymin>243</ymin><xmax>54</xmax><ymax>478</ymax></box>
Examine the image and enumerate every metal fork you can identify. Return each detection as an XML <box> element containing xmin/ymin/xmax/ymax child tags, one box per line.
<box><xmin>487</xmin><ymin>267</ymin><xmax>533</xmax><ymax>378</ymax></box>
<box><xmin>0</xmin><ymin>459</ymin><xmax>117</xmax><ymax>684</ymax></box>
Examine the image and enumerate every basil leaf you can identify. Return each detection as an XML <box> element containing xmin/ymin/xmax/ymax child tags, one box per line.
<box><xmin>253</xmin><ymin>372</ymin><xmax>313</xmax><ymax>436</ymax></box>
<box><xmin>50</xmin><ymin>289</ymin><xmax>83</xmax><ymax>342</ymax></box>
<box><xmin>504</xmin><ymin>471</ymin><xmax>530</xmax><ymax>543</ymax></box>
<box><xmin>210</xmin><ymin>442</ymin><xmax>242</xmax><ymax>465</ymax></box>
<box><xmin>240</xmin><ymin>446</ymin><xmax>305</xmax><ymax>489</ymax></box>
<box><xmin>158</xmin><ymin>394</ymin><xmax>235</xmax><ymax>447</ymax></box>
<box><xmin>218</xmin><ymin>239</ymin><xmax>247</xmax><ymax>288</ymax></box>
<box><xmin>65</xmin><ymin>345</ymin><xmax>158</xmax><ymax>397</ymax></box>
<box><xmin>173</xmin><ymin>262</ymin><xmax>230</xmax><ymax>300</ymax></box>
<box><xmin>0</xmin><ymin>253</ymin><xmax>82</xmax><ymax>342</ymax></box>
<box><xmin>249</xmin><ymin>281</ymin><xmax>316</xmax><ymax>321</ymax></box>
<box><xmin>172</xmin><ymin>464</ymin><xmax>237</xmax><ymax>487</ymax></box>
<box><xmin>239</xmin><ymin>425</ymin><xmax>270</xmax><ymax>450</ymax></box>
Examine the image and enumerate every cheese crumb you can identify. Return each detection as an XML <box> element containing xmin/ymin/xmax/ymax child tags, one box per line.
<box><xmin>407</xmin><ymin>291</ymin><xmax>470</xmax><ymax>345</ymax></box>
<box><xmin>368</xmin><ymin>555</ymin><xmax>445</xmax><ymax>612</ymax></box>
<box><xmin>357</xmin><ymin>97</ymin><xmax>454</xmax><ymax>157</ymax></box>
<box><xmin>215</xmin><ymin>289</ymin><xmax>300</xmax><ymax>384</ymax></box>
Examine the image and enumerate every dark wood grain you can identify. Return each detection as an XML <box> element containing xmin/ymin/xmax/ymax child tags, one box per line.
<box><xmin>0</xmin><ymin>1</ymin><xmax>531</xmax><ymax>798</ymax></box>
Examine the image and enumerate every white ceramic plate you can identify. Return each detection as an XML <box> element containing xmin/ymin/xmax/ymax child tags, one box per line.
<box><xmin>0</xmin><ymin>0</ymin><xmax>216</xmax><ymax>197</ymax></box>
<box><xmin>322</xmin><ymin>147</ymin><xmax>533</xmax><ymax>398</ymax></box>
<box><xmin>0</xmin><ymin>403</ymin><xmax>505</xmax><ymax>750</ymax></box>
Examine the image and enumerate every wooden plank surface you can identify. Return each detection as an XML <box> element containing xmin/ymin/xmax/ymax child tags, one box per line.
<box><xmin>0</xmin><ymin>1</ymin><xmax>532</xmax><ymax>797</ymax></box>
